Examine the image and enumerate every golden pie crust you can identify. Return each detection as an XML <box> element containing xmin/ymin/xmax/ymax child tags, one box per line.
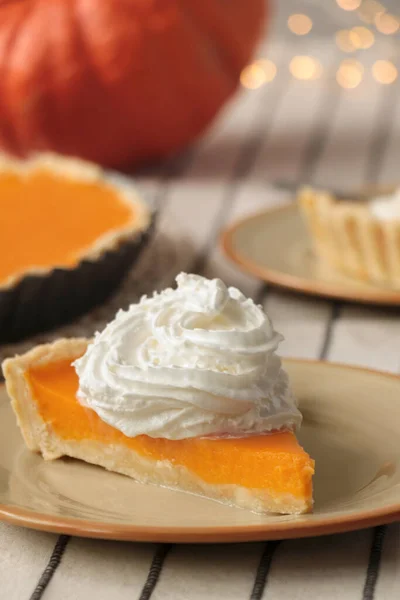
<box><xmin>298</xmin><ymin>186</ymin><xmax>400</xmax><ymax>288</ymax></box>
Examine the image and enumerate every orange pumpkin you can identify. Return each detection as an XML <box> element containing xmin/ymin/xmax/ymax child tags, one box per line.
<box><xmin>0</xmin><ymin>0</ymin><xmax>266</xmax><ymax>168</ymax></box>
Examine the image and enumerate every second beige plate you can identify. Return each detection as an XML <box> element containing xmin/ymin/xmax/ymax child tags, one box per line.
<box><xmin>0</xmin><ymin>360</ymin><xmax>400</xmax><ymax>542</ymax></box>
<box><xmin>222</xmin><ymin>204</ymin><xmax>400</xmax><ymax>305</ymax></box>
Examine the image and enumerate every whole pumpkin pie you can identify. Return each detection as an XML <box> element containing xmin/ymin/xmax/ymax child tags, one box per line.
<box><xmin>0</xmin><ymin>153</ymin><xmax>152</xmax><ymax>343</ymax></box>
<box><xmin>2</xmin><ymin>274</ymin><xmax>314</xmax><ymax>515</ymax></box>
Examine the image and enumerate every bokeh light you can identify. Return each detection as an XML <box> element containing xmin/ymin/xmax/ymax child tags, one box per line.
<box><xmin>374</xmin><ymin>13</ymin><xmax>399</xmax><ymax>35</ymax></box>
<box><xmin>240</xmin><ymin>59</ymin><xmax>277</xmax><ymax>89</ymax></box>
<box><xmin>358</xmin><ymin>0</ymin><xmax>385</xmax><ymax>23</ymax></box>
<box><xmin>336</xmin><ymin>29</ymin><xmax>356</xmax><ymax>52</ymax></box>
<box><xmin>287</xmin><ymin>14</ymin><xmax>313</xmax><ymax>35</ymax></box>
<box><xmin>255</xmin><ymin>59</ymin><xmax>278</xmax><ymax>81</ymax></box>
<box><xmin>336</xmin><ymin>0</ymin><xmax>361</xmax><ymax>11</ymax></box>
<box><xmin>336</xmin><ymin>59</ymin><xmax>364</xmax><ymax>88</ymax></box>
<box><xmin>372</xmin><ymin>60</ymin><xmax>398</xmax><ymax>84</ymax></box>
<box><xmin>336</xmin><ymin>27</ymin><xmax>375</xmax><ymax>52</ymax></box>
<box><xmin>336</xmin><ymin>30</ymin><xmax>356</xmax><ymax>52</ymax></box>
<box><xmin>289</xmin><ymin>56</ymin><xmax>323</xmax><ymax>80</ymax></box>
<box><xmin>349</xmin><ymin>27</ymin><xmax>375</xmax><ymax>49</ymax></box>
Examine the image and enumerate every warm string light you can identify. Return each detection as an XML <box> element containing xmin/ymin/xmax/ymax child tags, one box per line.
<box><xmin>348</xmin><ymin>0</ymin><xmax>399</xmax><ymax>35</ymax></box>
<box><xmin>287</xmin><ymin>14</ymin><xmax>313</xmax><ymax>35</ymax></box>
<box><xmin>240</xmin><ymin>59</ymin><xmax>277</xmax><ymax>90</ymax></box>
<box><xmin>336</xmin><ymin>0</ymin><xmax>361</xmax><ymax>11</ymax></box>
<box><xmin>357</xmin><ymin>0</ymin><xmax>385</xmax><ymax>23</ymax></box>
<box><xmin>336</xmin><ymin>27</ymin><xmax>375</xmax><ymax>51</ymax></box>
<box><xmin>289</xmin><ymin>56</ymin><xmax>323</xmax><ymax>80</ymax></box>
<box><xmin>336</xmin><ymin>59</ymin><xmax>364</xmax><ymax>88</ymax></box>
<box><xmin>241</xmin><ymin>1</ymin><xmax>398</xmax><ymax>92</ymax></box>
<box><xmin>336</xmin><ymin>0</ymin><xmax>399</xmax><ymax>35</ymax></box>
<box><xmin>350</xmin><ymin>26</ymin><xmax>375</xmax><ymax>48</ymax></box>
<box><xmin>335</xmin><ymin>0</ymin><xmax>399</xmax><ymax>89</ymax></box>
<box><xmin>374</xmin><ymin>13</ymin><xmax>399</xmax><ymax>34</ymax></box>
<box><xmin>372</xmin><ymin>60</ymin><xmax>398</xmax><ymax>84</ymax></box>
<box><xmin>336</xmin><ymin>29</ymin><xmax>357</xmax><ymax>52</ymax></box>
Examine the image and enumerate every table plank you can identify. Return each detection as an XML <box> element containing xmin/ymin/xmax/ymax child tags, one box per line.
<box><xmin>266</xmin><ymin>293</ymin><xmax>332</xmax><ymax>359</ymax></box>
<box><xmin>374</xmin><ymin>524</ymin><xmax>400</xmax><ymax>600</ymax></box>
<box><xmin>379</xmin><ymin>91</ymin><xmax>400</xmax><ymax>184</ymax></box>
<box><xmin>44</xmin><ymin>539</ymin><xmax>155</xmax><ymax>600</ymax></box>
<box><xmin>266</xmin><ymin>530</ymin><xmax>373</xmax><ymax>600</ymax></box>
<box><xmin>152</xmin><ymin>543</ymin><xmax>264</xmax><ymax>600</ymax></box>
<box><xmin>0</xmin><ymin>524</ymin><xmax>58</xmax><ymax>600</ymax></box>
<box><xmin>252</xmin><ymin>45</ymin><xmax>341</xmax><ymax>185</ymax></box>
<box><xmin>327</xmin><ymin>305</ymin><xmax>400</xmax><ymax>371</ymax></box>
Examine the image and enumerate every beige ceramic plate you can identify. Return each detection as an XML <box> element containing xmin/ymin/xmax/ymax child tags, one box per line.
<box><xmin>222</xmin><ymin>204</ymin><xmax>400</xmax><ymax>305</ymax></box>
<box><xmin>1</xmin><ymin>359</ymin><xmax>400</xmax><ymax>542</ymax></box>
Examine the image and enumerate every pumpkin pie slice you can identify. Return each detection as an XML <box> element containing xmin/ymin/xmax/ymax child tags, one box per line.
<box><xmin>0</xmin><ymin>153</ymin><xmax>152</xmax><ymax>343</ymax></box>
<box><xmin>298</xmin><ymin>185</ymin><xmax>400</xmax><ymax>288</ymax></box>
<box><xmin>3</xmin><ymin>274</ymin><xmax>314</xmax><ymax>515</ymax></box>
<box><xmin>3</xmin><ymin>339</ymin><xmax>314</xmax><ymax>515</ymax></box>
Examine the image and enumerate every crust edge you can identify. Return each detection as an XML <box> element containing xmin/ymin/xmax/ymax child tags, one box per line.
<box><xmin>0</xmin><ymin>153</ymin><xmax>153</xmax><ymax>291</ymax></box>
<box><xmin>297</xmin><ymin>185</ymin><xmax>400</xmax><ymax>288</ymax></box>
<box><xmin>2</xmin><ymin>338</ymin><xmax>88</xmax><ymax>455</ymax></box>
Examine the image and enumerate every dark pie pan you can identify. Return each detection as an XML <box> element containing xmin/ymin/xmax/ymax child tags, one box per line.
<box><xmin>0</xmin><ymin>217</ymin><xmax>154</xmax><ymax>344</ymax></box>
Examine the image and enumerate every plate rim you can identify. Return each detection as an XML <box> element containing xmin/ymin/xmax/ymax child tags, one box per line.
<box><xmin>221</xmin><ymin>204</ymin><xmax>400</xmax><ymax>306</ymax></box>
<box><xmin>1</xmin><ymin>358</ymin><xmax>400</xmax><ymax>542</ymax></box>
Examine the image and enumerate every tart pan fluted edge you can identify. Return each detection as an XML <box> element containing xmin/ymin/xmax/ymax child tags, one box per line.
<box><xmin>0</xmin><ymin>154</ymin><xmax>155</xmax><ymax>344</ymax></box>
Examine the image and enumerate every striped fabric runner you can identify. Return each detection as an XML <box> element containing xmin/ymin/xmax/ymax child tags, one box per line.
<box><xmin>1</xmin><ymin>4</ymin><xmax>400</xmax><ymax>599</ymax></box>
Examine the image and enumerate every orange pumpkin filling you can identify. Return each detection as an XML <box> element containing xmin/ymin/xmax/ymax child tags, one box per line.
<box><xmin>0</xmin><ymin>169</ymin><xmax>134</xmax><ymax>284</ymax></box>
<box><xmin>25</xmin><ymin>359</ymin><xmax>314</xmax><ymax>499</ymax></box>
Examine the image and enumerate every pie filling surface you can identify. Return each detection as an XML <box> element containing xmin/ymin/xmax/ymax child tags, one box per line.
<box><xmin>0</xmin><ymin>169</ymin><xmax>135</xmax><ymax>285</ymax></box>
<box><xmin>25</xmin><ymin>358</ymin><xmax>314</xmax><ymax>500</ymax></box>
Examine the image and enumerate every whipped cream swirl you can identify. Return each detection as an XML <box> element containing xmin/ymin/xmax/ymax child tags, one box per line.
<box><xmin>369</xmin><ymin>188</ymin><xmax>400</xmax><ymax>221</ymax></box>
<box><xmin>74</xmin><ymin>274</ymin><xmax>301</xmax><ymax>439</ymax></box>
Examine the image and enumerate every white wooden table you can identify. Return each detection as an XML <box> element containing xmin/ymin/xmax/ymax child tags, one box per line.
<box><xmin>1</xmin><ymin>7</ymin><xmax>400</xmax><ymax>599</ymax></box>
